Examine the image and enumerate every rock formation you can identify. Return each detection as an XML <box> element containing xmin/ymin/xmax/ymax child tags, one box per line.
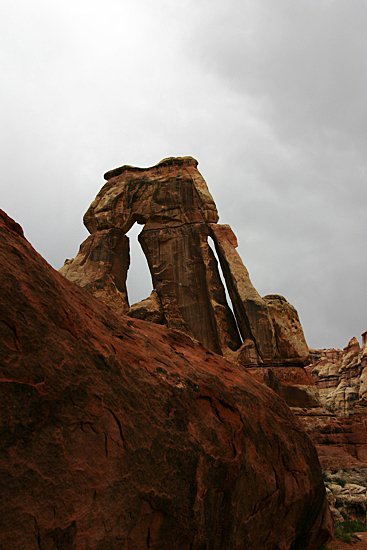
<box><xmin>61</xmin><ymin>156</ymin><xmax>313</xmax><ymax>406</ymax></box>
<box><xmin>324</xmin><ymin>473</ymin><xmax>367</xmax><ymax>524</ymax></box>
<box><xmin>61</xmin><ymin>228</ymin><xmax>130</xmax><ymax>315</ymax></box>
<box><xmin>307</xmin><ymin>333</ymin><xmax>367</xmax><ymax>416</ymax></box>
<box><xmin>0</xmin><ymin>209</ymin><xmax>332</xmax><ymax>549</ymax></box>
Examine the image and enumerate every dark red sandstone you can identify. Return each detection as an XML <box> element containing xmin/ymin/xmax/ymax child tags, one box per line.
<box><xmin>0</xmin><ymin>209</ymin><xmax>332</xmax><ymax>548</ymax></box>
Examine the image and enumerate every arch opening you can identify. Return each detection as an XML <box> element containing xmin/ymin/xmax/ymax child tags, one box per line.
<box><xmin>126</xmin><ymin>223</ymin><xmax>154</xmax><ymax>306</ymax></box>
<box><xmin>207</xmin><ymin>236</ymin><xmax>243</xmax><ymax>345</ymax></box>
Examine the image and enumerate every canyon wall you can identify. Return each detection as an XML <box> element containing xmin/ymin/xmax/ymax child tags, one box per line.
<box><xmin>308</xmin><ymin>333</ymin><xmax>367</xmax><ymax>416</ymax></box>
<box><xmin>299</xmin><ymin>335</ymin><xmax>367</xmax><ymax>523</ymax></box>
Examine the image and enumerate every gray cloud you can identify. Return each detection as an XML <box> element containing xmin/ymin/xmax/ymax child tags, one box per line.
<box><xmin>1</xmin><ymin>0</ymin><xmax>366</xmax><ymax>349</ymax></box>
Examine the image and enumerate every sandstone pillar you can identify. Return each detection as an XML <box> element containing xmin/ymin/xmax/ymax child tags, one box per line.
<box><xmin>60</xmin><ymin>228</ymin><xmax>130</xmax><ymax>314</ymax></box>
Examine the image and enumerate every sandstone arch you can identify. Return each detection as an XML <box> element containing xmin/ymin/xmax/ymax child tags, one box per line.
<box><xmin>60</xmin><ymin>156</ymin><xmax>309</xmax><ymax>369</ymax></box>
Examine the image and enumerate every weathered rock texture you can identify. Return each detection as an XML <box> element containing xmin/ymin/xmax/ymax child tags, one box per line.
<box><xmin>307</xmin><ymin>334</ymin><xmax>367</xmax><ymax>416</ymax></box>
<box><xmin>324</xmin><ymin>471</ymin><xmax>367</xmax><ymax>524</ymax></box>
<box><xmin>300</xmin><ymin>410</ymin><xmax>367</xmax><ymax>471</ymax></box>
<box><xmin>208</xmin><ymin>223</ymin><xmax>277</xmax><ymax>363</ymax></box>
<box><xmin>0</xmin><ymin>209</ymin><xmax>332</xmax><ymax>549</ymax></box>
<box><xmin>61</xmin><ymin>156</ymin><xmax>312</xmax><ymax>407</ymax></box>
<box><xmin>61</xmin><ymin>228</ymin><xmax>130</xmax><ymax>315</ymax></box>
<box><xmin>127</xmin><ymin>289</ymin><xmax>163</xmax><ymax>324</ymax></box>
<box><xmin>293</xmin><ymin>333</ymin><xmax>367</xmax><ymax>471</ymax></box>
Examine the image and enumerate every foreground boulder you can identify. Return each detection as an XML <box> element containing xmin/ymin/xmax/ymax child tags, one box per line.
<box><xmin>0</xmin><ymin>209</ymin><xmax>332</xmax><ymax>548</ymax></box>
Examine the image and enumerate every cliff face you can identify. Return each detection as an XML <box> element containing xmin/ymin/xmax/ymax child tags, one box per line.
<box><xmin>307</xmin><ymin>334</ymin><xmax>367</xmax><ymax>416</ymax></box>
<box><xmin>0</xmin><ymin>209</ymin><xmax>332</xmax><ymax>549</ymax></box>
<box><xmin>61</xmin><ymin>156</ymin><xmax>313</xmax><ymax>407</ymax></box>
<box><xmin>301</xmin><ymin>333</ymin><xmax>367</xmax><ymax>471</ymax></box>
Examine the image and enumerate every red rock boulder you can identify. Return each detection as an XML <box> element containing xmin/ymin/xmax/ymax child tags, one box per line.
<box><xmin>0</xmin><ymin>209</ymin><xmax>332</xmax><ymax>549</ymax></box>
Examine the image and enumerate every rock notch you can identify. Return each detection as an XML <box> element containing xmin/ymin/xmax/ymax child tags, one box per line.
<box><xmin>61</xmin><ymin>157</ymin><xmax>310</xmax><ymax>394</ymax></box>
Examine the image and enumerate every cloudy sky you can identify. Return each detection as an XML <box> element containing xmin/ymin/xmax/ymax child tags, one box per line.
<box><xmin>1</xmin><ymin>0</ymin><xmax>366</xmax><ymax>349</ymax></box>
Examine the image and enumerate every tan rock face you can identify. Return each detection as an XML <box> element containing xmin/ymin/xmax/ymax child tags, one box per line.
<box><xmin>0</xmin><ymin>209</ymin><xmax>333</xmax><ymax>549</ymax></box>
<box><xmin>209</xmin><ymin>223</ymin><xmax>278</xmax><ymax>363</ymax></box>
<box><xmin>60</xmin><ymin>157</ymin><xmax>311</xmax><ymax>398</ymax></box>
<box><xmin>324</xmin><ymin>474</ymin><xmax>367</xmax><ymax>524</ymax></box>
<box><xmin>84</xmin><ymin>156</ymin><xmax>219</xmax><ymax>234</ymax></box>
<box><xmin>308</xmin><ymin>334</ymin><xmax>367</xmax><ymax>416</ymax></box>
<box><xmin>60</xmin><ymin>228</ymin><xmax>130</xmax><ymax>315</ymax></box>
<box><xmin>263</xmin><ymin>294</ymin><xmax>309</xmax><ymax>365</ymax></box>
<box><xmin>126</xmin><ymin>289</ymin><xmax>163</xmax><ymax>324</ymax></box>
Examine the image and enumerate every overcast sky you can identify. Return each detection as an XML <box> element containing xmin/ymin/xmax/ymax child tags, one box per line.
<box><xmin>1</xmin><ymin>0</ymin><xmax>366</xmax><ymax>350</ymax></box>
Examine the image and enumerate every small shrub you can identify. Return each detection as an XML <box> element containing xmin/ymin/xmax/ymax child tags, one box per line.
<box><xmin>333</xmin><ymin>519</ymin><xmax>367</xmax><ymax>545</ymax></box>
<box><xmin>333</xmin><ymin>476</ymin><xmax>346</xmax><ymax>487</ymax></box>
<box><xmin>342</xmin><ymin>520</ymin><xmax>366</xmax><ymax>533</ymax></box>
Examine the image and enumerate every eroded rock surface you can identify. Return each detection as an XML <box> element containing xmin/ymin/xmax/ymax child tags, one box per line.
<box><xmin>60</xmin><ymin>228</ymin><xmax>130</xmax><ymax>315</ymax></box>
<box><xmin>126</xmin><ymin>289</ymin><xmax>163</xmax><ymax>324</ymax></box>
<box><xmin>0</xmin><ymin>209</ymin><xmax>332</xmax><ymax>549</ymax></box>
<box><xmin>307</xmin><ymin>333</ymin><xmax>367</xmax><ymax>416</ymax></box>
<box><xmin>300</xmin><ymin>410</ymin><xmax>367</xmax><ymax>471</ymax></box>
<box><xmin>264</xmin><ymin>294</ymin><xmax>310</xmax><ymax>366</ymax></box>
<box><xmin>324</xmin><ymin>473</ymin><xmax>367</xmax><ymax>524</ymax></box>
<box><xmin>208</xmin><ymin>223</ymin><xmax>278</xmax><ymax>363</ymax></box>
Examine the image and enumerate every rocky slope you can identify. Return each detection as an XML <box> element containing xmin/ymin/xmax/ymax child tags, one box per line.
<box><xmin>0</xmin><ymin>208</ymin><xmax>332</xmax><ymax>549</ymax></box>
